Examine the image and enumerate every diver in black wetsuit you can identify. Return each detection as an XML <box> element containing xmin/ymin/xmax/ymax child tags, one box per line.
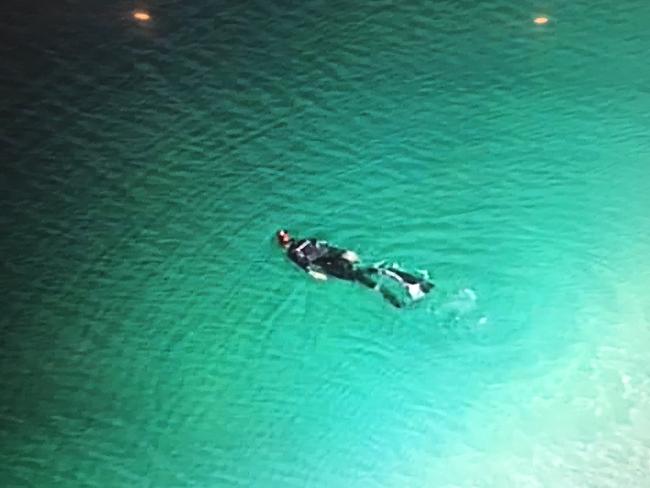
<box><xmin>276</xmin><ymin>229</ymin><xmax>434</xmax><ymax>308</ymax></box>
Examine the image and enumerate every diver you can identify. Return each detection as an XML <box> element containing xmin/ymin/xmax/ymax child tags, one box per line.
<box><xmin>276</xmin><ymin>229</ymin><xmax>434</xmax><ymax>308</ymax></box>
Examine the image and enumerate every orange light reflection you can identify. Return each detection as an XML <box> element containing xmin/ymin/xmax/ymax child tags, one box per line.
<box><xmin>133</xmin><ymin>11</ymin><xmax>151</xmax><ymax>22</ymax></box>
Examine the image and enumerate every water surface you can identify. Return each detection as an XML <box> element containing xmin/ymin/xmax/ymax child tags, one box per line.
<box><xmin>1</xmin><ymin>1</ymin><xmax>649</xmax><ymax>486</ymax></box>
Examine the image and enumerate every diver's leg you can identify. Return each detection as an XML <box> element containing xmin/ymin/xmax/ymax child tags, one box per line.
<box><xmin>378</xmin><ymin>267</ymin><xmax>434</xmax><ymax>300</ymax></box>
<box><xmin>352</xmin><ymin>267</ymin><xmax>378</xmax><ymax>289</ymax></box>
<box><xmin>419</xmin><ymin>281</ymin><xmax>434</xmax><ymax>293</ymax></box>
<box><xmin>354</xmin><ymin>268</ymin><xmax>403</xmax><ymax>308</ymax></box>
<box><xmin>386</xmin><ymin>268</ymin><xmax>420</xmax><ymax>284</ymax></box>
<box><xmin>379</xmin><ymin>288</ymin><xmax>403</xmax><ymax>308</ymax></box>
<box><xmin>385</xmin><ymin>268</ymin><xmax>434</xmax><ymax>290</ymax></box>
<box><xmin>314</xmin><ymin>256</ymin><xmax>356</xmax><ymax>281</ymax></box>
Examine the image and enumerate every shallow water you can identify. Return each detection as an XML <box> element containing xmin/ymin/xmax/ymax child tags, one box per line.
<box><xmin>2</xmin><ymin>1</ymin><xmax>650</xmax><ymax>486</ymax></box>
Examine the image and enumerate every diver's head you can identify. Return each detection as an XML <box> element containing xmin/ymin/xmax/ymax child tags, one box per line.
<box><xmin>276</xmin><ymin>229</ymin><xmax>292</xmax><ymax>248</ymax></box>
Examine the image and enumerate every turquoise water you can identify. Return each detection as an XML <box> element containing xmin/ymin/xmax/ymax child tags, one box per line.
<box><xmin>2</xmin><ymin>1</ymin><xmax>650</xmax><ymax>486</ymax></box>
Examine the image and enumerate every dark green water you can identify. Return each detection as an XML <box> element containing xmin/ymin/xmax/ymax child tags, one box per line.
<box><xmin>2</xmin><ymin>1</ymin><xmax>650</xmax><ymax>486</ymax></box>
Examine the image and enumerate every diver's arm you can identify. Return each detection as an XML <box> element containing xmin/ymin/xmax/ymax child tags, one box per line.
<box><xmin>299</xmin><ymin>262</ymin><xmax>327</xmax><ymax>280</ymax></box>
<box><xmin>289</xmin><ymin>252</ymin><xmax>328</xmax><ymax>280</ymax></box>
<box><xmin>313</xmin><ymin>239</ymin><xmax>359</xmax><ymax>263</ymax></box>
<box><xmin>308</xmin><ymin>269</ymin><xmax>328</xmax><ymax>280</ymax></box>
<box><xmin>302</xmin><ymin>258</ymin><xmax>327</xmax><ymax>280</ymax></box>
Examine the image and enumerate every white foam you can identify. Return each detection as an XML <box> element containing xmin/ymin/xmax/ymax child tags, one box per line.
<box><xmin>462</xmin><ymin>288</ymin><xmax>477</xmax><ymax>301</ymax></box>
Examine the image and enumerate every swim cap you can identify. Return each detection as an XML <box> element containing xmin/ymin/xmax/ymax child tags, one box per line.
<box><xmin>276</xmin><ymin>229</ymin><xmax>291</xmax><ymax>245</ymax></box>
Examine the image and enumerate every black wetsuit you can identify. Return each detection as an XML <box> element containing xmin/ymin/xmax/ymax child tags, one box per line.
<box><xmin>286</xmin><ymin>238</ymin><xmax>434</xmax><ymax>308</ymax></box>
